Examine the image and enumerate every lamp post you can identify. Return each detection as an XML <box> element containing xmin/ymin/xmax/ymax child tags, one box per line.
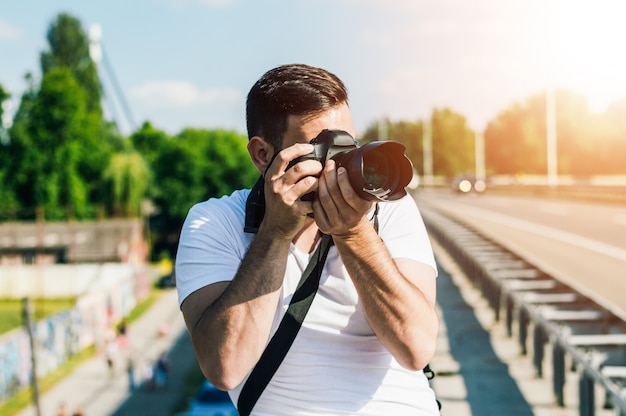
<box><xmin>422</xmin><ymin>116</ymin><xmax>434</xmax><ymax>187</ymax></box>
<box><xmin>546</xmin><ymin>88</ymin><xmax>558</xmax><ymax>187</ymax></box>
<box><xmin>474</xmin><ymin>129</ymin><xmax>486</xmax><ymax>183</ymax></box>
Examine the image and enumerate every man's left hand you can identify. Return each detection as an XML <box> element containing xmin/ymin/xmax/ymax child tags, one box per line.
<box><xmin>312</xmin><ymin>159</ymin><xmax>374</xmax><ymax>236</ymax></box>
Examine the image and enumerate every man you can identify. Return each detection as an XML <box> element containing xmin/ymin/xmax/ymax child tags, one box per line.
<box><xmin>176</xmin><ymin>64</ymin><xmax>440</xmax><ymax>415</ymax></box>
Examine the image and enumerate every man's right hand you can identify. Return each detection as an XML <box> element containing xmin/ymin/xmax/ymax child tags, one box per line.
<box><xmin>260</xmin><ymin>143</ymin><xmax>323</xmax><ymax>239</ymax></box>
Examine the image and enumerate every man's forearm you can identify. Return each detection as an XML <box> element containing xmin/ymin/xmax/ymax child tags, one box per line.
<box><xmin>191</xmin><ymin>230</ymin><xmax>291</xmax><ymax>390</ymax></box>
<box><xmin>332</xmin><ymin>221</ymin><xmax>438</xmax><ymax>370</ymax></box>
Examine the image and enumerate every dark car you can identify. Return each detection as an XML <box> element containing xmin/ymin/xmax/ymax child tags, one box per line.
<box><xmin>185</xmin><ymin>381</ymin><xmax>238</xmax><ymax>416</ymax></box>
<box><xmin>157</xmin><ymin>271</ymin><xmax>176</xmax><ymax>288</ymax></box>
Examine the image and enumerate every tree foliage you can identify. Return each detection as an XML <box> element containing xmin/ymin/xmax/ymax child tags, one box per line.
<box><xmin>103</xmin><ymin>152</ymin><xmax>150</xmax><ymax>217</ymax></box>
<box><xmin>130</xmin><ymin>124</ymin><xmax>257</xmax><ymax>258</ymax></box>
<box><xmin>485</xmin><ymin>90</ymin><xmax>626</xmax><ymax>175</ymax></box>
<box><xmin>40</xmin><ymin>13</ymin><xmax>102</xmax><ymax>115</ymax></box>
<box><xmin>1</xmin><ymin>13</ymin><xmax>127</xmax><ymax>220</ymax></box>
<box><xmin>360</xmin><ymin>108</ymin><xmax>474</xmax><ymax>178</ymax></box>
<box><xmin>431</xmin><ymin>108</ymin><xmax>475</xmax><ymax>177</ymax></box>
<box><xmin>0</xmin><ymin>84</ymin><xmax>16</xmax><ymax>215</ymax></box>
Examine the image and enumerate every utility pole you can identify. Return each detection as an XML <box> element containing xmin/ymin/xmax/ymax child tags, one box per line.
<box><xmin>422</xmin><ymin>117</ymin><xmax>434</xmax><ymax>187</ymax></box>
<box><xmin>378</xmin><ymin>117</ymin><xmax>388</xmax><ymax>141</ymax></box>
<box><xmin>546</xmin><ymin>88</ymin><xmax>558</xmax><ymax>187</ymax></box>
<box><xmin>23</xmin><ymin>298</ymin><xmax>42</xmax><ymax>416</ymax></box>
<box><xmin>475</xmin><ymin>129</ymin><xmax>486</xmax><ymax>182</ymax></box>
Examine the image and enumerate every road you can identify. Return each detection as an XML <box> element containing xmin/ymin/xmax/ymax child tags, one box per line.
<box><xmin>415</xmin><ymin>189</ymin><xmax>626</xmax><ymax>320</ymax></box>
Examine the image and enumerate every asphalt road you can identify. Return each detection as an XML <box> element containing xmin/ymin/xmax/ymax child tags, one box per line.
<box><xmin>415</xmin><ymin>189</ymin><xmax>626</xmax><ymax>320</ymax></box>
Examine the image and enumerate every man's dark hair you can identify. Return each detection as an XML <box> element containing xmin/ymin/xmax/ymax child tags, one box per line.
<box><xmin>246</xmin><ymin>64</ymin><xmax>348</xmax><ymax>150</ymax></box>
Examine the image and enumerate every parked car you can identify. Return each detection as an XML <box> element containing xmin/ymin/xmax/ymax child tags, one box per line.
<box><xmin>185</xmin><ymin>381</ymin><xmax>238</xmax><ymax>416</ymax></box>
<box><xmin>157</xmin><ymin>271</ymin><xmax>176</xmax><ymax>288</ymax></box>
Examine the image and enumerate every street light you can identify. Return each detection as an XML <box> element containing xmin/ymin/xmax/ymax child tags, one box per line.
<box><xmin>546</xmin><ymin>88</ymin><xmax>558</xmax><ymax>187</ymax></box>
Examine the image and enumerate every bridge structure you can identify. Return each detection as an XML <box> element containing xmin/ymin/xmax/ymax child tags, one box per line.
<box><xmin>420</xmin><ymin>190</ymin><xmax>626</xmax><ymax>416</ymax></box>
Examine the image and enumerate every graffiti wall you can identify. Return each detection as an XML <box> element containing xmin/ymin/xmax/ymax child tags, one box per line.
<box><xmin>0</xmin><ymin>272</ymin><xmax>139</xmax><ymax>403</ymax></box>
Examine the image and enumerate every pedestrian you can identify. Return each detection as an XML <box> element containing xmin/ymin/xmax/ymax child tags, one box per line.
<box><xmin>176</xmin><ymin>64</ymin><xmax>440</xmax><ymax>415</ymax></box>
<box><xmin>141</xmin><ymin>360</ymin><xmax>154</xmax><ymax>390</ymax></box>
<box><xmin>104</xmin><ymin>336</ymin><xmax>117</xmax><ymax>376</ymax></box>
<box><xmin>71</xmin><ymin>404</ymin><xmax>84</xmax><ymax>416</ymax></box>
<box><xmin>153</xmin><ymin>350</ymin><xmax>170</xmax><ymax>390</ymax></box>
<box><xmin>116</xmin><ymin>319</ymin><xmax>129</xmax><ymax>349</ymax></box>
<box><xmin>56</xmin><ymin>402</ymin><xmax>68</xmax><ymax>416</ymax></box>
<box><xmin>117</xmin><ymin>319</ymin><xmax>127</xmax><ymax>337</ymax></box>
<box><xmin>127</xmin><ymin>356</ymin><xmax>136</xmax><ymax>392</ymax></box>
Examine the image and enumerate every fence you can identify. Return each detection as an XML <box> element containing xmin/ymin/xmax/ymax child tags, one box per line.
<box><xmin>421</xmin><ymin>205</ymin><xmax>626</xmax><ymax>416</ymax></box>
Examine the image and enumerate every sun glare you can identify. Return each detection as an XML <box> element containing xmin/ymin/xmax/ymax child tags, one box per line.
<box><xmin>545</xmin><ymin>0</ymin><xmax>626</xmax><ymax>112</ymax></box>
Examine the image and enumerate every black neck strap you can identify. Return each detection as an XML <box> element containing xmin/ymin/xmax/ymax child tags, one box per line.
<box><xmin>237</xmin><ymin>233</ymin><xmax>333</xmax><ymax>416</ymax></box>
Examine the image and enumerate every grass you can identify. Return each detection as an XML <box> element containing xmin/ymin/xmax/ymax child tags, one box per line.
<box><xmin>0</xmin><ymin>298</ymin><xmax>76</xmax><ymax>335</ymax></box>
<box><xmin>0</xmin><ymin>287</ymin><xmax>164</xmax><ymax>415</ymax></box>
<box><xmin>125</xmin><ymin>289</ymin><xmax>162</xmax><ymax>324</ymax></box>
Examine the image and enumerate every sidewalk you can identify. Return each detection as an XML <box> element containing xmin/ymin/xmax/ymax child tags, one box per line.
<box><xmin>17</xmin><ymin>289</ymin><xmax>192</xmax><ymax>416</ymax></box>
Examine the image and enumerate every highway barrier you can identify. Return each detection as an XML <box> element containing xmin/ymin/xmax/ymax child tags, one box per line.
<box><xmin>420</xmin><ymin>204</ymin><xmax>626</xmax><ymax>416</ymax></box>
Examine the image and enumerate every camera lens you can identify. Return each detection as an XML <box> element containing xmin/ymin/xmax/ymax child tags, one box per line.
<box><xmin>337</xmin><ymin>141</ymin><xmax>413</xmax><ymax>201</ymax></box>
<box><xmin>362</xmin><ymin>150</ymin><xmax>389</xmax><ymax>189</ymax></box>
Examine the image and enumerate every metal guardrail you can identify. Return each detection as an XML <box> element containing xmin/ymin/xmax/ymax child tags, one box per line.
<box><xmin>420</xmin><ymin>205</ymin><xmax>626</xmax><ymax>416</ymax></box>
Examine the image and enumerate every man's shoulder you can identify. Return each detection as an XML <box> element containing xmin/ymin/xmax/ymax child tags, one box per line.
<box><xmin>189</xmin><ymin>188</ymin><xmax>250</xmax><ymax>217</ymax></box>
<box><xmin>182</xmin><ymin>188</ymin><xmax>251</xmax><ymax>237</ymax></box>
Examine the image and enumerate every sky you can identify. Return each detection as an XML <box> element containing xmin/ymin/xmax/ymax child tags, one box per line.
<box><xmin>2</xmin><ymin>0</ymin><xmax>626</xmax><ymax>137</ymax></box>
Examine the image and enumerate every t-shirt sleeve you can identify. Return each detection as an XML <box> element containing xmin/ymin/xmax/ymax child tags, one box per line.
<box><xmin>377</xmin><ymin>195</ymin><xmax>438</xmax><ymax>275</ymax></box>
<box><xmin>175</xmin><ymin>196</ymin><xmax>248</xmax><ymax>307</ymax></box>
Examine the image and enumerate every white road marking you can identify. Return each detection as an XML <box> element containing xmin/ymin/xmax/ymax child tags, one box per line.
<box><xmin>435</xmin><ymin>202</ymin><xmax>626</xmax><ymax>263</ymax></box>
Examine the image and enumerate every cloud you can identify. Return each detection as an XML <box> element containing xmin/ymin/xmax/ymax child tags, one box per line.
<box><xmin>162</xmin><ymin>0</ymin><xmax>236</xmax><ymax>8</ymax></box>
<box><xmin>131</xmin><ymin>80</ymin><xmax>242</xmax><ymax>109</ymax></box>
<box><xmin>0</xmin><ymin>20</ymin><xmax>21</xmax><ymax>41</ymax></box>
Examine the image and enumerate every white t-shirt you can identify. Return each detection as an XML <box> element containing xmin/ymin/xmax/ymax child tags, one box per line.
<box><xmin>176</xmin><ymin>189</ymin><xmax>439</xmax><ymax>415</ymax></box>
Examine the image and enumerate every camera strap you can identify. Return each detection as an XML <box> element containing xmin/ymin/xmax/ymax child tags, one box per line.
<box><xmin>237</xmin><ymin>232</ymin><xmax>333</xmax><ymax>416</ymax></box>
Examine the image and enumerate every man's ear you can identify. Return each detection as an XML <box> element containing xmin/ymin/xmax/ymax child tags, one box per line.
<box><xmin>247</xmin><ymin>136</ymin><xmax>274</xmax><ymax>174</ymax></box>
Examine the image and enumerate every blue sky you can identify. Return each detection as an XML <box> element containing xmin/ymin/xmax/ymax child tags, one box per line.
<box><xmin>2</xmin><ymin>0</ymin><xmax>626</xmax><ymax>136</ymax></box>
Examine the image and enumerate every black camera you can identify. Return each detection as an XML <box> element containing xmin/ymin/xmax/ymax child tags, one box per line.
<box><xmin>244</xmin><ymin>129</ymin><xmax>413</xmax><ymax>233</ymax></box>
<box><xmin>287</xmin><ymin>129</ymin><xmax>413</xmax><ymax>202</ymax></box>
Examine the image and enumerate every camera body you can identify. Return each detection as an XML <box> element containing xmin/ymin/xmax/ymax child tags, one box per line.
<box><xmin>288</xmin><ymin>129</ymin><xmax>413</xmax><ymax>202</ymax></box>
<box><xmin>244</xmin><ymin>129</ymin><xmax>413</xmax><ymax>233</ymax></box>
<box><xmin>286</xmin><ymin>129</ymin><xmax>358</xmax><ymax>201</ymax></box>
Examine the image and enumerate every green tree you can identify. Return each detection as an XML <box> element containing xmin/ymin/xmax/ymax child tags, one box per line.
<box><xmin>602</xmin><ymin>99</ymin><xmax>626</xmax><ymax>173</ymax></box>
<box><xmin>159</xmin><ymin>128</ymin><xmax>257</xmax><ymax>219</ymax></box>
<box><xmin>2</xmin><ymin>75</ymin><xmax>36</xmax><ymax>218</ymax></box>
<box><xmin>40</xmin><ymin>13</ymin><xmax>102</xmax><ymax>115</ymax></box>
<box><xmin>430</xmin><ymin>108</ymin><xmax>475</xmax><ymax>177</ymax></box>
<box><xmin>19</xmin><ymin>67</ymin><xmax>91</xmax><ymax>219</ymax></box>
<box><xmin>485</xmin><ymin>98</ymin><xmax>545</xmax><ymax>175</ymax></box>
<box><xmin>360</xmin><ymin>119</ymin><xmax>424</xmax><ymax>174</ymax></box>
<box><xmin>103</xmin><ymin>152</ymin><xmax>150</xmax><ymax>217</ymax></box>
<box><xmin>144</xmin><ymin>128</ymin><xmax>257</xmax><ymax>259</ymax></box>
<box><xmin>0</xmin><ymin>84</ymin><xmax>18</xmax><ymax>218</ymax></box>
<box><xmin>130</xmin><ymin>122</ymin><xmax>170</xmax><ymax>168</ymax></box>
<box><xmin>5</xmin><ymin>13</ymin><xmax>128</xmax><ymax>220</ymax></box>
<box><xmin>482</xmin><ymin>89</ymin><xmax>620</xmax><ymax>176</ymax></box>
<box><xmin>0</xmin><ymin>83</ymin><xmax>9</xmax><ymax>142</ymax></box>
<box><xmin>362</xmin><ymin>109</ymin><xmax>475</xmax><ymax>179</ymax></box>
